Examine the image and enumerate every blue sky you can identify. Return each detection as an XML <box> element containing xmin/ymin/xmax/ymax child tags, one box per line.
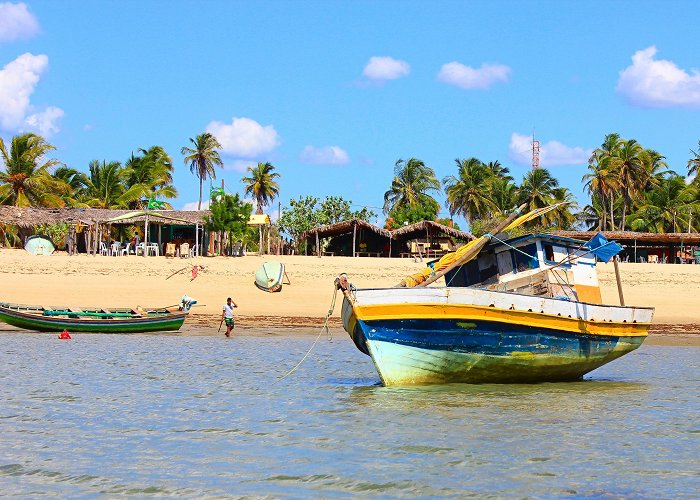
<box><xmin>1</xmin><ymin>1</ymin><xmax>699</xmax><ymax>227</ymax></box>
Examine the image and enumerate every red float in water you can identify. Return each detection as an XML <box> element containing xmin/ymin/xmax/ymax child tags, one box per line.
<box><xmin>58</xmin><ymin>329</ymin><xmax>71</xmax><ymax>340</ymax></box>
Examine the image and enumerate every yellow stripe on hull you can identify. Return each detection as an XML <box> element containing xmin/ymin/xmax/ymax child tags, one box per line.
<box><xmin>352</xmin><ymin>303</ymin><xmax>650</xmax><ymax>337</ymax></box>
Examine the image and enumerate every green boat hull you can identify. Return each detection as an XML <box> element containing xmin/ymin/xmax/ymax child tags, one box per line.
<box><xmin>0</xmin><ymin>304</ymin><xmax>188</xmax><ymax>333</ymax></box>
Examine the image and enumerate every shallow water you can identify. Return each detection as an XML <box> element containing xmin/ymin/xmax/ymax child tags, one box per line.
<box><xmin>0</xmin><ymin>330</ymin><xmax>698</xmax><ymax>498</ymax></box>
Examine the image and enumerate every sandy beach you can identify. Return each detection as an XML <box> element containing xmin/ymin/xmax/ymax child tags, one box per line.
<box><xmin>2</xmin><ymin>248</ymin><xmax>700</xmax><ymax>340</ymax></box>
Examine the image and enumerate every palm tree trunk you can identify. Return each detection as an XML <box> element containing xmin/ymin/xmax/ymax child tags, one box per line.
<box><xmin>198</xmin><ymin>177</ymin><xmax>203</xmax><ymax>211</ymax></box>
<box><xmin>609</xmin><ymin>195</ymin><xmax>616</xmax><ymax>231</ymax></box>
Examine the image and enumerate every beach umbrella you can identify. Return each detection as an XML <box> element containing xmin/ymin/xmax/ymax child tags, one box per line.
<box><xmin>24</xmin><ymin>235</ymin><xmax>55</xmax><ymax>255</ymax></box>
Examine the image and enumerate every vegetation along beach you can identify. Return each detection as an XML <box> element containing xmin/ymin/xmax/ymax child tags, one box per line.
<box><xmin>2</xmin><ymin>1</ymin><xmax>700</xmax><ymax>497</ymax></box>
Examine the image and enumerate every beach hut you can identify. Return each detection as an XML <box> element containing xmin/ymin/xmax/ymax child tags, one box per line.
<box><xmin>300</xmin><ymin>220</ymin><xmax>392</xmax><ymax>257</ymax></box>
<box><xmin>390</xmin><ymin>221</ymin><xmax>475</xmax><ymax>258</ymax></box>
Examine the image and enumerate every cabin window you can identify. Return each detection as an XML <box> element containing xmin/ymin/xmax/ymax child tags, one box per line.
<box><xmin>544</xmin><ymin>244</ymin><xmax>555</xmax><ymax>262</ymax></box>
<box><xmin>513</xmin><ymin>243</ymin><xmax>539</xmax><ymax>273</ymax></box>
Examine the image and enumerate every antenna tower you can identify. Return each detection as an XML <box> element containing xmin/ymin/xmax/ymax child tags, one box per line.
<box><xmin>532</xmin><ymin>137</ymin><xmax>540</xmax><ymax>170</ymax></box>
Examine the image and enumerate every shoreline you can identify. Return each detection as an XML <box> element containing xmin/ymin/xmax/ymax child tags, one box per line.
<box><xmin>2</xmin><ymin>248</ymin><xmax>700</xmax><ymax>333</ymax></box>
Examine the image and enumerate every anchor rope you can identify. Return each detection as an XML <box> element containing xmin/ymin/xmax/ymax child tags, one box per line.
<box><xmin>276</xmin><ymin>283</ymin><xmax>338</xmax><ymax>383</ymax></box>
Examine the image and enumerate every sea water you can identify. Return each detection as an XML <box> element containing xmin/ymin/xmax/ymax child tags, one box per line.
<box><xmin>0</xmin><ymin>329</ymin><xmax>698</xmax><ymax>498</ymax></box>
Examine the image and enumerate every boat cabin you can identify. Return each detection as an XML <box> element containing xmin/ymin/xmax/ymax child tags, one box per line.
<box><xmin>442</xmin><ymin>234</ymin><xmax>603</xmax><ymax>304</ymax></box>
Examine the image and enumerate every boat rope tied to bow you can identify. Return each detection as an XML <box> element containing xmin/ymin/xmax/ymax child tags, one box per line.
<box><xmin>276</xmin><ymin>282</ymin><xmax>338</xmax><ymax>383</ymax></box>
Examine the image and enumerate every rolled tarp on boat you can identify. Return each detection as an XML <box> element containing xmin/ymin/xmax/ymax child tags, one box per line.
<box><xmin>255</xmin><ymin>261</ymin><xmax>286</xmax><ymax>292</ymax></box>
<box><xmin>24</xmin><ymin>235</ymin><xmax>55</xmax><ymax>255</ymax></box>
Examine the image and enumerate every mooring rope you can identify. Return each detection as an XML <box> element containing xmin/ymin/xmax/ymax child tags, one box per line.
<box><xmin>275</xmin><ymin>284</ymin><xmax>339</xmax><ymax>383</ymax></box>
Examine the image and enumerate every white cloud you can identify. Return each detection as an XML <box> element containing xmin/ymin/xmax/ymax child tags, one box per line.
<box><xmin>0</xmin><ymin>52</ymin><xmax>63</xmax><ymax>136</ymax></box>
<box><xmin>182</xmin><ymin>200</ymin><xmax>210</xmax><ymax>211</ymax></box>
<box><xmin>25</xmin><ymin>106</ymin><xmax>64</xmax><ymax>136</ymax></box>
<box><xmin>205</xmin><ymin>117</ymin><xmax>279</xmax><ymax>158</ymax></box>
<box><xmin>437</xmin><ymin>61</ymin><xmax>511</xmax><ymax>89</ymax></box>
<box><xmin>223</xmin><ymin>159</ymin><xmax>255</xmax><ymax>172</ymax></box>
<box><xmin>363</xmin><ymin>56</ymin><xmax>410</xmax><ymax>80</ymax></box>
<box><xmin>299</xmin><ymin>145</ymin><xmax>350</xmax><ymax>165</ymax></box>
<box><xmin>508</xmin><ymin>132</ymin><xmax>592</xmax><ymax>167</ymax></box>
<box><xmin>617</xmin><ymin>46</ymin><xmax>700</xmax><ymax>108</ymax></box>
<box><xmin>0</xmin><ymin>2</ymin><xmax>39</xmax><ymax>42</ymax></box>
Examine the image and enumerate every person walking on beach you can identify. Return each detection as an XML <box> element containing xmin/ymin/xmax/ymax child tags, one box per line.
<box><xmin>221</xmin><ymin>297</ymin><xmax>238</xmax><ymax>337</ymax></box>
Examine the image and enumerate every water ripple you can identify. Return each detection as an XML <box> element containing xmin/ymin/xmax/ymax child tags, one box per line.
<box><xmin>0</xmin><ymin>332</ymin><xmax>697</xmax><ymax>497</ymax></box>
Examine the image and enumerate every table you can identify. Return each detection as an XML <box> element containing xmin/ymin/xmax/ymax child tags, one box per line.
<box><xmin>356</xmin><ymin>251</ymin><xmax>381</xmax><ymax>257</ymax></box>
<box><xmin>147</xmin><ymin>243</ymin><xmax>159</xmax><ymax>256</ymax></box>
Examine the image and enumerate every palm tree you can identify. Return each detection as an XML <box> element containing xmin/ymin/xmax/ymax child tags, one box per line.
<box><xmin>688</xmin><ymin>140</ymin><xmax>700</xmax><ymax>180</ymax></box>
<box><xmin>241</xmin><ymin>162</ymin><xmax>280</xmax><ymax>214</ymax></box>
<box><xmin>0</xmin><ymin>133</ymin><xmax>68</xmax><ymax>207</ymax></box>
<box><xmin>82</xmin><ymin>160</ymin><xmax>139</xmax><ymax>208</ymax></box>
<box><xmin>612</xmin><ymin>139</ymin><xmax>647</xmax><ymax>230</ymax></box>
<box><xmin>582</xmin><ymin>159</ymin><xmax>619</xmax><ymax>231</ymax></box>
<box><xmin>181</xmin><ymin>133</ymin><xmax>223</xmax><ymax>210</ymax></box>
<box><xmin>443</xmin><ymin>157</ymin><xmax>497</xmax><ymax>223</ymax></box>
<box><xmin>383</xmin><ymin>158</ymin><xmax>441</xmax><ymax>214</ymax></box>
<box><xmin>52</xmin><ymin>166</ymin><xmax>89</xmax><ymax>207</ymax></box>
<box><xmin>627</xmin><ymin>174</ymin><xmax>698</xmax><ymax>232</ymax></box>
<box><xmin>586</xmin><ymin>133</ymin><xmax>623</xmax><ymax>231</ymax></box>
<box><xmin>517</xmin><ymin>168</ymin><xmax>559</xmax><ymax>212</ymax></box>
<box><xmin>125</xmin><ymin>146</ymin><xmax>178</xmax><ymax>208</ymax></box>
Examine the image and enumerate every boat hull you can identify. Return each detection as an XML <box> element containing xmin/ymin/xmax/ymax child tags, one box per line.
<box><xmin>341</xmin><ymin>287</ymin><xmax>653</xmax><ymax>386</ymax></box>
<box><xmin>255</xmin><ymin>261</ymin><xmax>285</xmax><ymax>292</ymax></box>
<box><xmin>0</xmin><ymin>305</ymin><xmax>188</xmax><ymax>333</ymax></box>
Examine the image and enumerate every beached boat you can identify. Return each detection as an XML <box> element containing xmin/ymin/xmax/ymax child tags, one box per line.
<box><xmin>0</xmin><ymin>300</ymin><xmax>192</xmax><ymax>333</ymax></box>
<box><xmin>337</xmin><ymin>206</ymin><xmax>654</xmax><ymax>386</ymax></box>
<box><xmin>255</xmin><ymin>261</ymin><xmax>289</xmax><ymax>292</ymax></box>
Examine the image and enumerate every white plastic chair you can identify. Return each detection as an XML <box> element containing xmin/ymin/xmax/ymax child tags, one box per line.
<box><xmin>110</xmin><ymin>241</ymin><xmax>120</xmax><ymax>256</ymax></box>
<box><xmin>99</xmin><ymin>242</ymin><xmax>109</xmax><ymax>256</ymax></box>
<box><xmin>135</xmin><ymin>242</ymin><xmax>146</xmax><ymax>256</ymax></box>
<box><xmin>189</xmin><ymin>244</ymin><xmax>198</xmax><ymax>258</ymax></box>
<box><xmin>180</xmin><ymin>242</ymin><xmax>190</xmax><ymax>258</ymax></box>
<box><xmin>121</xmin><ymin>243</ymin><xmax>131</xmax><ymax>256</ymax></box>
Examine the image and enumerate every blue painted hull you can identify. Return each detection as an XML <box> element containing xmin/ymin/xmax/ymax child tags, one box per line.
<box><xmin>353</xmin><ymin>318</ymin><xmax>644</xmax><ymax>385</ymax></box>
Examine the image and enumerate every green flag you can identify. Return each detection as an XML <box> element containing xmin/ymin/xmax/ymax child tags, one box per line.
<box><xmin>210</xmin><ymin>187</ymin><xmax>225</xmax><ymax>199</ymax></box>
<box><xmin>147</xmin><ymin>198</ymin><xmax>164</xmax><ymax>209</ymax></box>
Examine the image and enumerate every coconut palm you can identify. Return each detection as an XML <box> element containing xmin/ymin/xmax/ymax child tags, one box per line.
<box><xmin>626</xmin><ymin>174</ymin><xmax>698</xmax><ymax>232</ymax></box>
<box><xmin>586</xmin><ymin>133</ymin><xmax>624</xmax><ymax>230</ymax></box>
<box><xmin>181</xmin><ymin>133</ymin><xmax>223</xmax><ymax>210</ymax></box>
<box><xmin>612</xmin><ymin>139</ymin><xmax>647</xmax><ymax>230</ymax></box>
<box><xmin>688</xmin><ymin>140</ymin><xmax>700</xmax><ymax>180</ymax></box>
<box><xmin>125</xmin><ymin>146</ymin><xmax>178</xmax><ymax>208</ymax></box>
<box><xmin>383</xmin><ymin>158</ymin><xmax>441</xmax><ymax>214</ymax></box>
<box><xmin>582</xmin><ymin>159</ymin><xmax>619</xmax><ymax>231</ymax></box>
<box><xmin>241</xmin><ymin>162</ymin><xmax>280</xmax><ymax>214</ymax></box>
<box><xmin>0</xmin><ymin>133</ymin><xmax>68</xmax><ymax>207</ymax></box>
<box><xmin>82</xmin><ymin>160</ymin><xmax>141</xmax><ymax>209</ymax></box>
<box><xmin>52</xmin><ymin>166</ymin><xmax>90</xmax><ymax>207</ymax></box>
<box><xmin>517</xmin><ymin>168</ymin><xmax>559</xmax><ymax>212</ymax></box>
<box><xmin>443</xmin><ymin>157</ymin><xmax>497</xmax><ymax>223</ymax></box>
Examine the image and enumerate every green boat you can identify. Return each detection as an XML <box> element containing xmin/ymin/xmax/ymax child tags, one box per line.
<box><xmin>0</xmin><ymin>301</ymin><xmax>189</xmax><ymax>333</ymax></box>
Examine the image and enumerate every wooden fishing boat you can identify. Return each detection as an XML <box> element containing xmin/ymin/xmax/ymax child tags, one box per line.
<box><xmin>336</xmin><ymin>206</ymin><xmax>654</xmax><ymax>386</ymax></box>
<box><xmin>255</xmin><ymin>261</ymin><xmax>289</xmax><ymax>292</ymax></box>
<box><xmin>0</xmin><ymin>302</ymin><xmax>189</xmax><ymax>333</ymax></box>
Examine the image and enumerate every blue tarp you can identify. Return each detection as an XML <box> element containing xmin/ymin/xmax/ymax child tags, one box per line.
<box><xmin>586</xmin><ymin>233</ymin><xmax>623</xmax><ymax>263</ymax></box>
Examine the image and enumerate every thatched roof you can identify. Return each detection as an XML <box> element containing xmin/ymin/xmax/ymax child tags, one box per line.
<box><xmin>0</xmin><ymin>206</ymin><xmax>209</xmax><ymax>227</ymax></box>
<box><xmin>391</xmin><ymin>220</ymin><xmax>474</xmax><ymax>241</ymax></box>
<box><xmin>551</xmin><ymin>230</ymin><xmax>700</xmax><ymax>245</ymax></box>
<box><xmin>300</xmin><ymin>219</ymin><xmax>392</xmax><ymax>239</ymax></box>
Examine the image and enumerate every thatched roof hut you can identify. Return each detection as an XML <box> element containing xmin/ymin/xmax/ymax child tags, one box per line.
<box><xmin>0</xmin><ymin>206</ymin><xmax>209</xmax><ymax>227</ymax></box>
<box><xmin>551</xmin><ymin>230</ymin><xmax>700</xmax><ymax>245</ymax></box>
<box><xmin>391</xmin><ymin>220</ymin><xmax>473</xmax><ymax>241</ymax></box>
<box><xmin>300</xmin><ymin>219</ymin><xmax>391</xmax><ymax>256</ymax></box>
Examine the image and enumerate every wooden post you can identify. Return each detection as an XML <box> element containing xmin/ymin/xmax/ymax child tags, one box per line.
<box><xmin>352</xmin><ymin>224</ymin><xmax>357</xmax><ymax>257</ymax></box>
<box><xmin>613</xmin><ymin>255</ymin><xmax>625</xmax><ymax>306</ymax></box>
<box><xmin>316</xmin><ymin>231</ymin><xmax>320</xmax><ymax>257</ymax></box>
